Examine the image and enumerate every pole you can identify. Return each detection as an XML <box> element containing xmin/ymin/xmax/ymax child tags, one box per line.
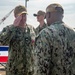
<box><xmin>25</xmin><ymin>0</ymin><xmax>27</xmax><ymax>7</ymax></box>
<box><xmin>25</xmin><ymin>0</ymin><xmax>29</xmax><ymax>7</ymax></box>
<box><xmin>0</xmin><ymin>9</ymin><xmax>14</xmax><ymax>25</ymax></box>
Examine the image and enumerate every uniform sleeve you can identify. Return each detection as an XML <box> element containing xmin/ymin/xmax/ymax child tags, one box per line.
<box><xmin>34</xmin><ymin>30</ymin><xmax>52</xmax><ymax>75</ymax></box>
<box><xmin>0</xmin><ymin>25</ymin><xmax>13</xmax><ymax>45</ymax></box>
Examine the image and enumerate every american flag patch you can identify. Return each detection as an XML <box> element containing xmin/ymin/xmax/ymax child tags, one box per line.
<box><xmin>0</xmin><ymin>46</ymin><xmax>8</xmax><ymax>63</ymax></box>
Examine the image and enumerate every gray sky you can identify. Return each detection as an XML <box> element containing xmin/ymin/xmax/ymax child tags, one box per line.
<box><xmin>0</xmin><ymin>0</ymin><xmax>75</xmax><ymax>31</ymax></box>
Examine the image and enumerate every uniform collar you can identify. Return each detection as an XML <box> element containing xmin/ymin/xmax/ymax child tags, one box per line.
<box><xmin>51</xmin><ymin>21</ymin><xmax>63</xmax><ymax>25</ymax></box>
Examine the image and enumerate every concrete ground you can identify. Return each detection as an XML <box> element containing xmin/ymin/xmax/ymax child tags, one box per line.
<box><xmin>0</xmin><ymin>71</ymin><xmax>6</xmax><ymax>75</ymax></box>
<box><xmin>0</xmin><ymin>64</ymin><xmax>6</xmax><ymax>75</ymax></box>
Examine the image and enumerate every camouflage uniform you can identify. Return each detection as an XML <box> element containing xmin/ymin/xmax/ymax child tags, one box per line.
<box><xmin>0</xmin><ymin>24</ymin><xmax>35</xmax><ymax>75</ymax></box>
<box><xmin>35</xmin><ymin>23</ymin><xmax>47</xmax><ymax>35</ymax></box>
<box><xmin>34</xmin><ymin>21</ymin><xmax>75</xmax><ymax>75</ymax></box>
<box><xmin>33</xmin><ymin>10</ymin><xmax>47</xmax><ymax>35</ymax></box>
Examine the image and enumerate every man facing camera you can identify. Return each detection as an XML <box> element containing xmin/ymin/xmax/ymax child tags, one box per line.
<box><xmin>33</xmin><ymin>10</ymin><xmax>47</xmax><ymax>35</ymax></box>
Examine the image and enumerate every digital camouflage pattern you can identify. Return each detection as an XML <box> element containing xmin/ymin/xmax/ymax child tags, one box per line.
<box><xmin>0</xmin><ymin>24</ymin><xmax>35</xmax><ymax>75</ymax></box>
<box><xmin>35</xmin><ymin>23</ymin><xmax>47</xmax><ymax>35</ymax></box>
<box><xmin>34</xmin><ymin>21</ymin><xmax>75</xmax><ymax>75</ymax></box>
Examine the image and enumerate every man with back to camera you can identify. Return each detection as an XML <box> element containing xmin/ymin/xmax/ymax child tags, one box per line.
<box><xmin>33</xmin><ymin>10</ymin><xmax>47</xmax><ymax>35</ymax></box>
<box><xmin>34</xmin><ymin>3</ymin><xmax>75</xmax><ymax>75</ymax></box>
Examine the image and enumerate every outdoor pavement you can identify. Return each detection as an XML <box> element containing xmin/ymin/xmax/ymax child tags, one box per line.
<box><xmin>0</xmin><ymin>64</ymin><xmax>6</xmax><ymax>75</ymax></box>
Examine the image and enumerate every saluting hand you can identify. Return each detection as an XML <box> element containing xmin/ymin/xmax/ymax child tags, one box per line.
<box><xmin>13</xmin><ymin>15</ymin><xmax>22</xmax><ymax>27</ymax></box>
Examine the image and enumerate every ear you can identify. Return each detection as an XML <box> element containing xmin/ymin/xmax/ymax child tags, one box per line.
<box><xmin>48</xmin><ymin>12</ymin><xmax>51</xmax><ymax>18</ymax></box>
